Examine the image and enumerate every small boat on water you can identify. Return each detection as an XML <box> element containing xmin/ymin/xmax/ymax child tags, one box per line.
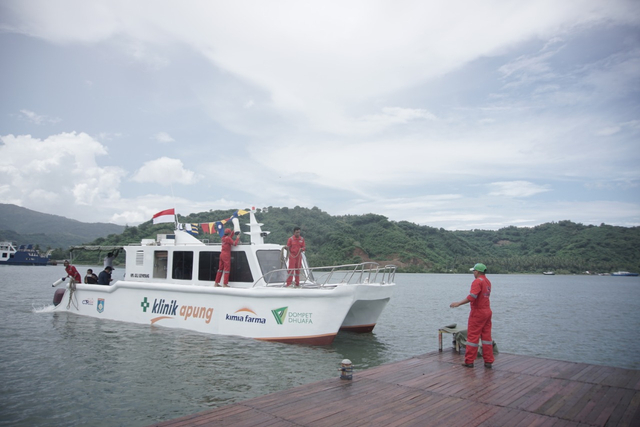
<box><xmin>51</xmin><ymin>208</ymin><xmax>396</xmax><ymax>345</ymax></box>
<box><xmin>611</xmin><ymin>271</ymin><xmax>639</xmax><ymax>276</ymax></box>
<box><xmin>0</xmin><ymin>242</ymin><xmax>50</xmax><ymax>266</ymax></box>
<box><xmin>542</xmin><ymin>271</ymin><xmax>555</xmax><ymax>275</ymax></box>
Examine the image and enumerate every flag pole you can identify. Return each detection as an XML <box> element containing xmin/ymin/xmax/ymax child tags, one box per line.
<box><xmin>170</xmin><ymin>184</ymin><xmax>177</xmax><ymax>230</ymax></box>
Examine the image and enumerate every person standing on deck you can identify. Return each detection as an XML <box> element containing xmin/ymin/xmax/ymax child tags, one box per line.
<box><xmin>450</xmin><ymin>263</ymin><xmax>495</xmax><ymax>368</ymax></box>
<box><xmin>214</xmin><ymin>228</ymin><xmax>239</xmax><ymax>287</ymax></box>
<box><xmin>285</xmin><ymin>227</ymin><xmax>306</xmax><ymax>287</ymax></box>
<box><xmin>103</xmin><ymin>250</ymin><xmax>120</xmax><ymax>269</ymax></box>
<box><xmin>63</xmin><ymin>260</ymin><xmax>81</xmax><ymax>283</ymax></box>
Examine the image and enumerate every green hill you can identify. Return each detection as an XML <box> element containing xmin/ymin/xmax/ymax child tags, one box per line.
<box><xmin>70</xmin><ymin>206</ymin><xmax>640</xmax><ymax>274</ymax></box>
<box><xmin>0</xmin><ymin>203</ymin><xmax>125</xmax><ymax>250</ymax></box>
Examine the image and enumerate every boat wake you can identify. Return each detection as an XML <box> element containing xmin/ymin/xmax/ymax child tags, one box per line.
<box><xmin>33</xmin><ymin>304</ymin><xmax>55</xmax><ymax>313</ymax></box>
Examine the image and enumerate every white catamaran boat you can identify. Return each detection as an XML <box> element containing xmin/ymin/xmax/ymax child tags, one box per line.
<box><xmin>51</xmin><ymin>209</ymin><xmax>396</xmax><ymax>345</ymax></box>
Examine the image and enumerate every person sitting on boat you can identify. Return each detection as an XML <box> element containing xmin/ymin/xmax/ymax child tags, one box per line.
<box><xmin>84</xmin><ymin>269</ymin><xmax>99</xmax><ymax>284</ymax></box>
<box><xmin>97</xmin><ymin>266</ymin><xmax>113</xmax><ymax>286</ymax></box>
<box><xmin>285</xmin><ymin>227</ymin><xmax>306</xmax><ymax>287</ymax></box>
<box><xmin>103</xmin><ymin>250</ymin><xmax>120</xmax><ymax>269</ymax></box>
<box><xmin>214</xmin><ymin>228</ymin><xmax>240</xmax><ymax>287</ymax></box>
<box><xmin>63</xmin><ymin>260</ymin><xmax>81</xmax><ymax>284</ymax></box>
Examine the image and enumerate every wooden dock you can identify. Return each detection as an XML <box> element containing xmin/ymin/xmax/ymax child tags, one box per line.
<box><xmin>153</xmin><ymin>350</ymin><xmax>640</xmax><ymax>426</ymax></box>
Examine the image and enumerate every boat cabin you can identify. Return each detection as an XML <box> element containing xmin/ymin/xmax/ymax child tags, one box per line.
<box><xmin>124</xmin><ymin>230</ymin><xmax>294</xmax><ymax>288</ymax></box>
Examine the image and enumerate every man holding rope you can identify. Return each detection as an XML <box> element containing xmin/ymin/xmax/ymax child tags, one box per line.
<box><xmin>63</xmin><ymin>259</ymin><xmax>81</xmax><ymax>284</ymax></box>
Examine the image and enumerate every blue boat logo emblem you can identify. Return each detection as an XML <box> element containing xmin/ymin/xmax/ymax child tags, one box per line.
<box><xmin>97</xmin><ymin>298</ymin><xmax>105</xmax><ymax>313</ymax></box>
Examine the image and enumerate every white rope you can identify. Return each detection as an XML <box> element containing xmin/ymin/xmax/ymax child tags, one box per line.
<box><xmin>66</xmin><ymin>278</ymin><xmax>79</xmax><ymax>310</ymax></box>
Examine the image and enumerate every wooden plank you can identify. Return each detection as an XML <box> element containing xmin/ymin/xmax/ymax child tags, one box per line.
<box><xmin>151</xmin><ymin>351</ymin><xmax>639</xmax><ymax>427</ymax></box>
<box><xmin>616</xmin><ymin>391</ymin><xmax>640</xmax><ymax>427</ymax></box>
<box><xmin>536</xmin><ymin>379</ymin><xmax>586</xmax><ymax>416</ymax></box>
<box><xmin>591</xmin><ymin>386</ymin><xmax>632</xmax><ymax>427</ymax></box>
<box><xmin>552</xmin><ymin>381</ymin><xmax>597</xmax><ymax>420</ymax></box>
<box><xmin>574</xmin><ymin>384</ymin><xmax>609</xmax><ymax>424</ymax></box>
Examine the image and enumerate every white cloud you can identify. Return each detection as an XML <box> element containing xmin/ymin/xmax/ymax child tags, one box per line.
<box><xmin>488</xmin><ymin>181</ymin><xmax>551</xmax><ymax>198</ymax></box>
<box><xmin>0</xmin><ymin>1</ymin><xmax>638</xmax><ymax>230</ymax></box>
<box><xmin>596</xmin><ymin>127</ymin><xmax>621</xmax><ymax>136</ymax></box>
<box><xmin>153</xmin><ymin>132</ymin><xmax>175</xmax><ymax>143</ymax></box>
<box><xmin>350</xmin><ymin>107</ymin><xmax>437</xmax><ymax>135</ymax></box>
<box><xmin>0</xmin><ymin>132</ymin><xmax>126</xmax><ymax>214</ymax></box>
<box><xmin>5</xmin><ymin>1</ymin><xmax>638</xmax><ymax>135</ymax></box>
<box><xmin>19</xmin><ymin>109</ymin><xmax>61</xmax><ymax>125</ymax></box>
<box><xmin>131</xmin><ymin>157</ymin><xmax>200</xmax><ymax>185</ymax></box>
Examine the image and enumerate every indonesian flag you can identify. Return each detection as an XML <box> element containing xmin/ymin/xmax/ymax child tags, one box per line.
<box><xmin>152</xmin><ymin>208</ymin><xmax>175</xmax><ymax>224</ymax></box>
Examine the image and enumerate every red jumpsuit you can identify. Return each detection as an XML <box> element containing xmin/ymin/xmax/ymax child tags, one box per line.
<box><xmin>215</xmin><ymin>234</ymin><xmax>239</xmax><ymax>285</ymax></box>
<box><xmin>464</xmin><ymin>275</ymin><xmax>494</xmax><ymax>365</ymax></box>
<box><xmin>65</xmin><ymin>264</ymin><xmax>81</xmax><ymax>283</ymax></box>
<box><xmin>285</xmin><ymin>235</ymin><xmax>306</xmax><ymax>286</ymax></box>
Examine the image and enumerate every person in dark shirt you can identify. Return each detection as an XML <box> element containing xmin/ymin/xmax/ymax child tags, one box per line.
<box><xmin>84</xmin><ymin>269</ymin><xmax>99</xmax><ymax>284</ymax></box>
<box><xmin>97</xmin><ymin>266</ymin><xmax>113</xmax><ymax>286</ymax></box>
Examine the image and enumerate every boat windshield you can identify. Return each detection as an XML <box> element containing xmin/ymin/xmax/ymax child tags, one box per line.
<box><xmin>256</xmin><ymin>250</ymin><xmax>287</xmax><ymax>283</ymax></box>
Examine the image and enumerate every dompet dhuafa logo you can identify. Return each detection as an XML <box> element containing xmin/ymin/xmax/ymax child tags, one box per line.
<box><xmin>271</xmin><ymin>307</ymin><xmax>288</xmax><ymax>325</ymax></box>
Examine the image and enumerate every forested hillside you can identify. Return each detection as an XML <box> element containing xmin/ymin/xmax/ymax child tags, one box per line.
<box><xmin>0</xmin><ymin>204</ymin><xmax>125</xmax><ymax>250</ymax></box>
<box><xmin>71</xmin><ymin>206</ymin><xmax>640</xmax><ymax>274</ymax></box>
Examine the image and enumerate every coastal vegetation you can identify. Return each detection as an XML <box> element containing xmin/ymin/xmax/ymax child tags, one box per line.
<box><xmin>63</xmin><ymin>206</ymin><xmax>640</xmax><ymax>275</ymax></box>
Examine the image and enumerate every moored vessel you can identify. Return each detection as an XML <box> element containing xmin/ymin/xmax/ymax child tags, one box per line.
<box><xmin>611</xmin><ymin>271</ymin><xmax>639</xmax><ymax>276</ymax></box>
<box><xmin>0</xmin><ymin>242</ymin><xmax>50</xmax><ymax>266</ymax></box>
<box><xmin>51</xmin><ymin>208</ymin><xmax>396</xmax><ymax>345</ymax></box>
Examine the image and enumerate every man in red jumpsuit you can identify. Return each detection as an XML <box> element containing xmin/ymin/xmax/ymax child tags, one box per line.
<box><xmin>63</xmin><ymin>260</ymin><xmax>82</xmax><ymax>283</ymax></box>
<box><xmin>450</xmin><ymin>263</ymin><xmax>494</xmax><ymax>368</ymax></box>
<box><xmin>285</xmin><ymin>227</ymin><xmax>306</xmax><ymax>287</ymax></box>
<box><xmin>214</xmin><ymin>228</ymin><xmax>240</xmax><ymax>287</ymax></box>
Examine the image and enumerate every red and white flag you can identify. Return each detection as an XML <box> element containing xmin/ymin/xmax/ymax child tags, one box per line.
<box><xmin>152</xmin><ymin>208</ymin><xmax>175</xmax><ymax>224</ymax></box>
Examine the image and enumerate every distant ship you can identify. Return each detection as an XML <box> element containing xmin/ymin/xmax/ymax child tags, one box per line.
<box><xmin>542</xmin><ymin>271</ymin><xmax>555</xmax><ymax>275</ymax></box>
<box><xmin>611</xmin><ymin>271</ymin><xmax>639</xmax><ymax>277</ymax></box>
<box><xmin>0</xmin><ymin>242</ymin><xmax>50</xmax><ymax>266</ymax></box>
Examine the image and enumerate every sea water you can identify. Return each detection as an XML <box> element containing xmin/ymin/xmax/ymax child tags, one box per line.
<box><xmin>0</xmin><ymin>266</ymin><xmax>638</xmax><ymax>426</ymax></box>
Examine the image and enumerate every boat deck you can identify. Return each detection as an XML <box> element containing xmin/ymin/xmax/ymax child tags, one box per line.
<box><xmin>152</xmin><ymin>350</ymin><xmax>640</xmax><ymax>426</ymax></box>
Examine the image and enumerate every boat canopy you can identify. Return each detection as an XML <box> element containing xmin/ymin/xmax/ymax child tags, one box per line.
<box><xmin>69</xmin><ymin>245</ymin><xmax>125</xmax><ymax>252</ymax></box>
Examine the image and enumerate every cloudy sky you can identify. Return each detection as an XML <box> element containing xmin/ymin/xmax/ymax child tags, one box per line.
<box><xmin>1</xmin><ymin>1</ymin><xmax>639</xmax><ymax>230</ymax></box>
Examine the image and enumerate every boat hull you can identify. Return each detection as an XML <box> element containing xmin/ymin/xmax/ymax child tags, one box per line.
<box><xmin>339</xmin><ymin>283</ymin><xmax>394</xmax><ymax>332</ymax></box>
<box><xmin>0</xmin><ymin>247</ymin><xmax>49</xmax><ymax>266</ymax></box>
<box><xmin>53</xmin><ymin>281</ymin><xmax>360</xmax><ymax>345</ymax></box>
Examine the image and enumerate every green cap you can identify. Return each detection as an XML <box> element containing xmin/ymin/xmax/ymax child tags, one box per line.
<box><xmin>470</xmin><ymin>263</ymin><xmax>487</xmax><ymax>272</ymax></box>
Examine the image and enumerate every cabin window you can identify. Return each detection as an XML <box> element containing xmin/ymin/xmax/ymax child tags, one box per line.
<box><xmin>172</xmin><ymin>251</ymin><xmax>193</xmax><ymax>280</ymax></box>
<box><xmin>198</xmin><ymin>251</ymin><xmax>254</xmax><ymax>283</ymax></box>
<box><xmin>256</xmin><ymin>250</ymin><xmax>288</xmax><ymax>283</ymax></box>
<box><xmin>136</xmin><ymin>250</ymin><xmax>144</xmax><ymax>266</ymax></box>
<box><xmin>153</xmin><ymin>251</ymin><xmax>168</xmax><ymax>279</ymax></box>
<box><xmin>198</xmin><ymin>252</ymin><xmax>218</xmax><ymax>282</ymax></box>
<box><xmin>232</xmin><ymin>252</ymin><xmax>253</xmax><ymax>282</ymax></box>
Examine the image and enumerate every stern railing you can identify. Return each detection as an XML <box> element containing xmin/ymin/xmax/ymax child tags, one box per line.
<box><xmin>255</xmin><ymin>262</ymin><xmax>396</xmax><ymax>288</ymax></box>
